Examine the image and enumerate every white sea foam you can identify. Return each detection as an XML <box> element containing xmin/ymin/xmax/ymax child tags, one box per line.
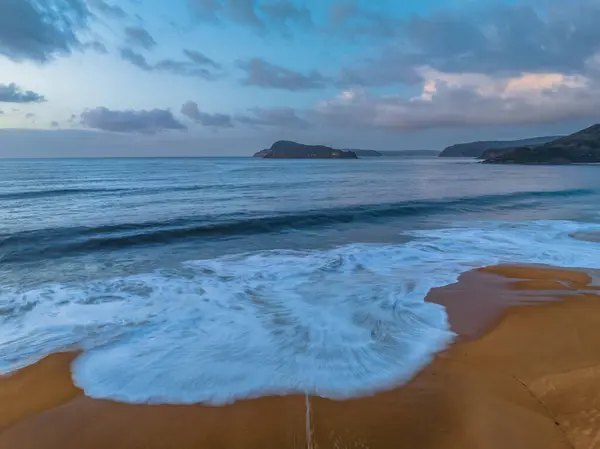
<box><xmin>2</xmin><ymin>219</ymin><xmax>600</xmax><ymax>404</ymax></box>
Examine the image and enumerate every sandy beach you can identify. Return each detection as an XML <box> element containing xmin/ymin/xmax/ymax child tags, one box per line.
<box><xmin>2</xmin><ymin>264</ymin><xmax>600</xmax><ymax>449</ymax></box>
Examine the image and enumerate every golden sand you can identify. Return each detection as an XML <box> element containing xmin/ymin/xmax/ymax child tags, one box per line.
<box><xmin>2</xmin><ymin>265</ymin><xmax>600</xmax><ymax>448</ymax></box>
<box><xmin>0</xmin><ymin>352</ymin><xmax>80</xmax><ymax>432</ymax></box>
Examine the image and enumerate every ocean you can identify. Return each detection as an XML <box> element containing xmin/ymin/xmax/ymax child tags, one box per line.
<box><xmin>2</xmin><ymin>156</ymin><xmax>600</xmax><ymax>404</ymax></box>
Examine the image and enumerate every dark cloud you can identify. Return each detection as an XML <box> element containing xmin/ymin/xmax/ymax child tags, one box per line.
<box><xmin>192</xmin><ymin>0</ymin><xmax>221</xmax><ymax>19</ymax></box>
<box><xmin>237</xmin><ymin>107</ymin><xmax>310</xmax><ymax>128</ymax></box>
<box><xmin>226</xmin><ymin>0</ymin><xmax>263</xmax><ymax>29</ymax></box>
<box><xmin>120</xmin><ymin>48</ymin><xmax>152</xmax><ymax>70</ymax></box>
<box><xmin>25</xmin><ymin>113</ymin><xmax>36</xmax><ymax>119</ymax></box>
<box><xmin>190</xmin><ymin>0</ymin><xmax>312</xmax><ymax>34</ymax></box>
<box><xmin>327</xmin><ymin>2</ymin><xmax>395</xmax><ymax>38</ymax></box>
<box><xmin>81</xmin><ymin>107</ymin><xmax>187</xmax><ymax>133</ymax></box>
<box><xmin>191</xmin><ymin>0</ymin><xmax>261</xmax><ymax>29</ymax></box>
<box><xmin>408</xmin><ymin>4</ymin><xmax>600</xmax><ymax>75</ymax></box>
<box><xmin>180</xmin><ymin>101</ymin><xmax>203</xmax><ymax>121</ymax></box>
<box><xmin>188</xmin><ymin>0</ymin><xmax>402</xmax><ymax>39</ymax></box>
<box><xmin>124</xmin><ymin>26</ymin><xmax>157</xmax><ymax>50</ymax></box>
<box><xmin>120</xmin><ymin>48</ymin><xmax>221</xmax><ymax>79</ymax></box>
<box><xmin>259</xmin><ymin>1</ymin><xmax>312</xmax><ymax>29</ymax></box>
<box><xmin>154</xmin><ymin>59</ymin><xmax>216</xmax><ymax>79</ymax></box>
<box><xmin>0</xmin><ymin>83</ymin><xmax>46</xmax><ymax>103</ymax></box>
<box><xmin>0</xmin><ymin>0</ymin><xmax>90</xmax><ymax>62</ymax></box>
<box><xmin>83</xmin><ymin>41</ymin><xmax>108</xmax><ymax>54</ymax></box>
<box><xmin>238</xmin><ymin>57</ymin><xmax>329</xmax><ymax>90</ymax></box>
<box><xmin>340</xmin><ymin>1</ymin><xmax>600</xmax><ymax>86</ymax></box>
<box><xmin>183</xmin><ymin>49</ymin><xmax>220</xmax><ymax>68</ymax></box>
<box><xmin>50</xmin><ymin>120</ymin><xmax>59</xmax><ymax>127</ymax></box>
<box><xmin>88</xmin><ymin>0</ymin><xmax>127</xmax><ymax>18</ymax></box>
<box><xmin>181</xmin><ymin>101</ymin><xmax>234</xmax><ymax>127</ymax></box>
<box><xmin>338</xmin><ymin>56</ymin><xmax>421</xmax><ymax>88</ymax></box>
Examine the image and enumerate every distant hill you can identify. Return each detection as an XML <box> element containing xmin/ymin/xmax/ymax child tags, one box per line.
<box><xmin>254</xmin><ymin>141</ymin><xmax>358</xmax><ymax>159</ymax></box>
<box><xmin>346</xmin><ymin>149</ymin><xmax>382</xmax><ymax>157</ymax></box>
<box><xmin>439</xmin><ymin>136</ymin><xmax>561</xmax><ymax>158</ymax></box>
<box><xmin>479</xmin><ymin>147</ymin><xmax>521</xmax><ymax>160</ymax></box>
<box><xmin>483</xmin><ymin>124</ymin><xmax>600</xmax><ymax>164</ymax></box>
<box><xmin>380</xmin><ymin>150</ymin><xmax>440</xmax><ymax>157</ymax></box>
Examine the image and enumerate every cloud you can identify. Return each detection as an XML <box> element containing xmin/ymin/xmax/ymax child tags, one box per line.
<box><xmin>224</xmin><ymin>0</ymin><xmax>263</xmax><ymax>29</ymax></box>
<box><xmin>237</xmin><ymin>107</ymin><xmax>310</xmax><ymax>128</ymax></box>
<box><xmin>83</xmin><ymin>41</ymin><xmax>108</xmax><ymax>54</ymax></box>
<box><xmin>183</xmin><ymin>49</ymin><xmax>220</xmax><ymax>68</ymax></box>
<box><xmin>25</xmin><ymin>113</ymin><xmax>36</xmax><ymax>119</ymax></box>
<box><xmin>180</xmin><ymin>101</ymin><xmax>203</xmax><ymax>121</ymax></box>
<box><xmin>120</xmin><ymin>48</ymin><xmax>221</xmax><ymax>79</ymax></box>
<box><xmin>340</xmin><ymin>1</ymin><xmax>600</xmax><ymax>87</ymax></box>
<box><xmin>192</xmin><ymin>0</ymin><xmax>221</xmax><ymax>18</ymax></box>
<box><xmin>259</xmin><ymin>1</ymin><xmax>312</xmax><ymax>29</ymax></box>
<box><xmin>238</xmin><ymin>57</ymin><xmax>329</xmax><ymax>90</ymax></box>
<box><xmin>50</xmin><ymin>120</ymin><xmax>59</xmax><ymax>127</ymax></box>
<box><xmin>413</xmin><ymin>3</ymin><xmax>600</xmax><ymax>75</ymax></box>
<box><xmin>0</xmin><ymin>0</ymin><xmax>90</xmax><ymax>62</ymax></box>
<box><xmin>181</xmin><ymin>101</ymin><xmax>233</xmax><ymax>127</ymax></box>
<box><xmin>81</xmin><ymin>107</ymin><xmax>187</xmax><ymax>133</ymax></box>
<box><xmin>120</xmin><ymin>48</ymin><xmax>152</xmax><ymax>70</ymax></box>
<box><xmin>187</xmin><ymin>0</ymin><xmax>402</xmax><ymax>40</ymax></box>
<box><xmin>316</xmin><ymin>71</ymin><xmax>600</xmax><ymax>131</ymax></box>
<box><xmin>0</xmin><ymin>84</ymin><xmax>46</xmax><ymax>103</ymax></box>
<box><xmin>88</xmin><ymin>0</ymin><xmax>127</xmax><ymax>18</ymax></box>
<box><xmin>338</xmin><ymin>61</ymin><xmax>420</xmax><ymax>88</ymax></box>
<box><xmin>162</xmin><ymin>49</ymin><xmax>221</xmax><ymax>77</ymax></box>
<box><xmin>120</xmin><ymin>48</ymin><xmax>154</xmax><ymax>71</ymax></box>
<box><xmin>326</xmin><ymin>2</ymin><xmax>396</xmax><ymax>38</ymax></box>
<box><xmin>124</xmin><ymin>26</ymin><xmax>157</xmax><ymax>50</ymax></box>
<box><xmin>190</xmin><ymin>0</ymin><xmax>312</xmax><ymax>34</ymax></box>
<box><xmin>154</xmin><ymin>59</ymin><xmax>216</xmax><ymax>79</ymax></box>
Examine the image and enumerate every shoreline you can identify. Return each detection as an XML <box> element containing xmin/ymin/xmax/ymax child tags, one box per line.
<box><xmin>2</xmin><ymin>265</ymin><xmax>600</xmax><ymax>448</ymax></box>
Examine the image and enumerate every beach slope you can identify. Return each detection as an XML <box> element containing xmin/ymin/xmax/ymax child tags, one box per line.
<box><xmin>2</xmin><ymin>265</ymin><xmax>600</xmax><ymax>449</ymax></box>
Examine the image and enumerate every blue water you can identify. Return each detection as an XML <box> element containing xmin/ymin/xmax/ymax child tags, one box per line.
<box><xmin>2</xmin><ymin>157</ymin><xmax>600</xmax><ymax>404</ymax></box>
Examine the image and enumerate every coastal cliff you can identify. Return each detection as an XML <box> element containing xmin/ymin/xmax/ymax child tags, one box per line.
<box><xmin>483</xmin><ymin>124</ymin><xmax>600</xmax><ymax>164</ymax></box>
<box><xmin>479</xmin><ymin>147</ymin><xmax>520</xmax><ymax>160</ymax></box>
<box><xmin>439</xmin><ymin>136</ymin><xmax>560</xmax><ymax>158</ymax></box>
<box><xmin>254</xmin><ymin>141</ymin><xmax>358</xmax><ymax>159</ymax></box>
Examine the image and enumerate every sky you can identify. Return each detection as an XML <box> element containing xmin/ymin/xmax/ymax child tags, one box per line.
<box><xmin>2</xmin><ymin>0</ymin><xmax>600</xmax><ymax>157</ymax></box>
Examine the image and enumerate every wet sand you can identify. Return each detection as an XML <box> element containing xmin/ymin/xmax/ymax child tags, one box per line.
<box><xmin>2</xmin><ymin>265</ymin><xmax>600</xmax><ymax>448</ymax></box>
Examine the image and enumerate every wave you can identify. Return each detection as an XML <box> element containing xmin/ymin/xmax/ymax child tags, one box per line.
<box><xmin>0</xmin><ymin>188</ymin><xmax>126</xmax><ymax>201</ymax></box>
<box><xmin>2</xmin><ymin>219</ymin><xmax>600</xmax><ymax>404</ymax></box>
<box><xmin>0</xmin><ymin>185</ymin><xmax>225</xmax><ymax>201</ymax></box>
<box><xmin>0</xmin><ymin>188</ymin><xmax>596</xmax><ymax>262</ymax></box>
<box><xmin>0</xmin><ymin>181</ymin><xmax>318</xmax><ymax>202</ymax></box>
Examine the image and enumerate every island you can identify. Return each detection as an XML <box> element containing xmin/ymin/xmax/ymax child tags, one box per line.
<box><xmin>254</xmin><ymin>141</ymin><xmax>358</xmax><ymax>159</ymax></box>
<box><xmin>482</xmin><ymin>124</ymin><xmax>600</xmax><ymax>164</ymax></box>
<box><xmin>439</xmin><ymin>136</ymin><xmax>561</xmax><ymax>158</ymax></box>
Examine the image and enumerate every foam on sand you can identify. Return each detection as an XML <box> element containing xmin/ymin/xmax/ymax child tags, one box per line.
<box><xmin>2</xmin><ymin>219</ymin><xmax>600</xmax><ymax>404</ymax></box>
<box><xmin>3</xmin><ymin>265</ymin><xmax>600</xmax><ymax>449</ymax></box>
